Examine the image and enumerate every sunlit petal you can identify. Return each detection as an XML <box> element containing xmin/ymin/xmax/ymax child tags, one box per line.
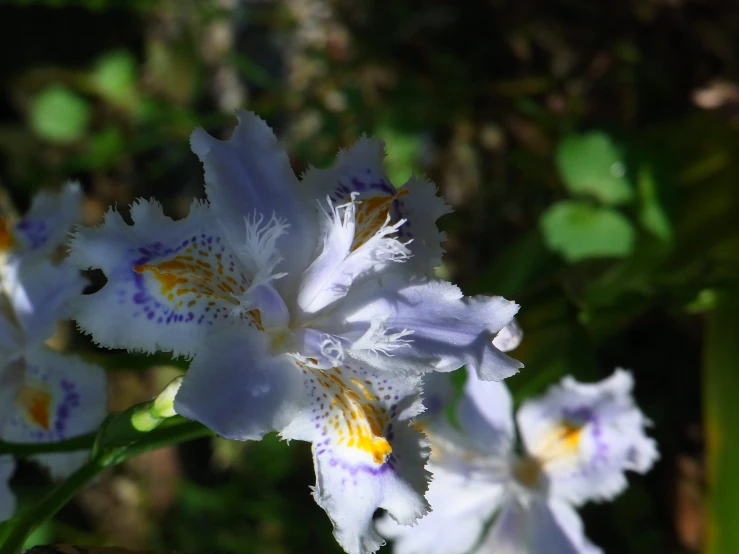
<box><xmin>301</xmin><ymin>137</ymin><xmax>450</xmax><ymax>275</ymax></box>
<box><xmin>281</xmin><ymin>362</ymin><xmax>430</xmax><ymax>554</ymax></box>
<box><xmin>174</xmin><ymin>326</ymin><xmax>306</xmax><ymax>441</ymax></box>
<box><xmin>68</xmin><ymin>199</ymin><xmax>254</xmax><ymax>357</ymax></box>
<box><xmin>191</xmin><ymin>111</ymin><xmax>317</xmax><ymax>291</ymax></box>
<box><xmin>320</xmin><ymin>274</ymin><xmax>521</xmax><ymax>380</ymax></box>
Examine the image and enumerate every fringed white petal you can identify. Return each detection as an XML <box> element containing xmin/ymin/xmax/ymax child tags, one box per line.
<box><xmin>297</xmin><ymin>195</ymin><xmax>411</xmax><ymax>316</ymax></box>
<box><xmin>68</xmin><ymin>199</ymin><xmax>250</xmax><ymax>357</ymax></box>
<box><xmin>517</xmin><ymin>369</ymin><xmax>659</xmax><ymax>506</ymax></box>
<box><xmin>0</xmin><ymin>347</ymin><xmax>107</xmax><ymax>479</ymax></box>
<box><xmin>319</xmin><ymin>273</ymin><xmax>522</xmax><ymax>380</ymax></box>
<box><xmin>191</xmin><ymin>111</ymin><xmax>318</xmax><ymax>292</ymax></box>
<box><xmin>378</xmin><ymin>466</ymin><xmax>504</xmax><ymax>554</ymax></box>
<box><xmin>281</xmin><ymin>362</ymin><xmax>430</xmax><ymax>554</ymax></box>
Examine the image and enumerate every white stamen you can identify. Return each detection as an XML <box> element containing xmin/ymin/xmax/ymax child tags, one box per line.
<box><xmin>353</xmin><ymin>317</ymin><xmax>414</xmax><ymax>356</ymax></box>
<box><xmin>320</xmin><ymin>334</ymin><xmax>346</xmax><ymax>365</ymax></box>
<box><xmin>241</xmin><ymin>211</ymin><xmax>289</xmax><ymax>286</ymax></box>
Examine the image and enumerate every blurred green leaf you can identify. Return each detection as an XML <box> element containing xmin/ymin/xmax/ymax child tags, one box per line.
<box><xmin>85</xmin><ymin>126</ymin><xmax>125</xmax><ymax>169</ymax></box>
<box><xmin>540</xmin><ymin>200</ymin><xmax>635</xmax><ymax>262</ymax></box>
<box><xmin>375</xmin><ymin>123</ymin><xmax>420</xmax><ymax>186</ymax></box>
<box><xmin>637</xmin><ymin>165</ymin><xmax>672</xmax><ymax>242</ymax></box>
<box><xmin>29</xmin><ymin>85</ymin><xmax>90</xmax><ymax>144</ymax></box>
<box><xmin>704</xmin><ymin>289</ymin><xmax>739</xmax><ymax>554</ymax></box>
<box><xmin>556</xmin><ymin>132</ymin><xmax>634</xmax><ymax>205</ymax></box>
<box><xmin>91</xmin><ymin>50</ymin><xmax>137</xmax><ymax>105</ymax></box>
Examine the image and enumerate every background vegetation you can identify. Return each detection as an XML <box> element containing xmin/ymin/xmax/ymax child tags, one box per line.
<box><xmin>2</xmin><ymin>0</ymin><xmax>739</xmax><ymax>552</ymax></box>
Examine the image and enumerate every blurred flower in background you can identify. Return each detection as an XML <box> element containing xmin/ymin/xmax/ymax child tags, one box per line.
<box><xmin>380</xmin><ymin>370</ymin><xmax>658</xmax><ymax>553</ymax></box>
<box><xmin>0</xmin><ymin>183</ymin><xmax>107</xmax><ymax>522</ymax></box>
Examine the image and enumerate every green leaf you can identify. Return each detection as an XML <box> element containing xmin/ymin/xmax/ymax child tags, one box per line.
<box><xmin>375</xmin><ymin>123</ymin><xmax>420</xmax><ymax>186</ymax></box>
<box><xmin>704</xmin><ymin>290</ymin><xmax>739</xmax><ymax>554</ymax></box>
<box><xmin>556</xmin><ymin>132</ymin><xmax>634</xmax><ymax>205</ymax></box>
<box><xmin>85</xmin><ymin>126</ymin><xmax>125</xmax><ymax>169</ymax></box>
<box><xmin>91</xmin><ymin>50</ymin><xmax>137</xmax><ymax>105</ymax></box>
<box><xmin>637</xmin><ymin>165</ymin><xmax>672</xmax><ymax>242</ymax></box>
<box><xmin>540</xmin><ymin>200</ymin><xmax>635</xmax><ymax>262</ymax></box>
<box><xmin>29</xmin><ymin>85</ymin><xmax>90</xmax><ymax>144</ymax></box>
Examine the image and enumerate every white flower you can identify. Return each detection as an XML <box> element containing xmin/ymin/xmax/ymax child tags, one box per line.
<box><xmin>68</xmin><ymin>111</ymin><xmax>522</xmax><ymax>554</ymax></box>
<box><xmin>380</xmin><ymin>369</ymin><xmax>659</xmax><ymax>554</ymax></box>
<box><xmin>0</xmin><ymin>183</ymin><xmax>107</xmax><ymax>522</ymax></box>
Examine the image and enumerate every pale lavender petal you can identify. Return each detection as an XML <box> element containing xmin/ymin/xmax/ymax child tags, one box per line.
<box><xmin>68</xmin><ymin>199</ymin><xmax>253</xmax><ymax>357</ymax></box>
<box><xmin>281</xmin><ymin>362</ymin><xmax>430</xmax><ymax>554</ymax></box>
<box><xmin>191</xmin><ymin>111</ymin><xmax>318</xmax><ymax>291</ymax></box>
<box><xmin>378</xmin><ymin>466</ymin><xmax>503</xmax><ymax>554</ymax></box>
<box><xmin>174</xmin><ymin>326</ymin><xmax>306</xmax><ymax>441</ymax></box>
<box><xmin>517</xmin><ymin>369</ymin><xmax>659</xmax><ymax>506</ymax></box>
<box><xmin>301</xmin><ymin>138</ymin><xmax>450</xmax><ymax>275</ymax></box>
<box><xmin>319</xmin><ymin>273</ymin><xmax>522</xmax><ymax>381</ymax></box>
<box><xmin>1</xmin><ymin>347</ymin><xmax>107</xmax><ymax>479</ymax></box>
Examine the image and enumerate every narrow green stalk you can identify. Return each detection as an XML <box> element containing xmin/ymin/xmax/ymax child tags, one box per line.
<box><xmin>0</xmin><ymin>434</ymin><xmax>96</xmax><ymax>457</ymax></box>
<box><xmin>0</xmin><ymin>456</ymin><xmax>108</xmax><ymax>554</ymax></box>
<box><xmin>0</xmin><ymin>421</ymin><xmax>212</xmax><ymax>553</ymax></box>
<box><xmin>704</xmin><ymin>289</ymin><xmax>739</xmax><ymax>554</ymax></box>
<box><xmin>117</xmin><ymin>421</ymin><xmax>212</xmax><ymax>463</ymax></box>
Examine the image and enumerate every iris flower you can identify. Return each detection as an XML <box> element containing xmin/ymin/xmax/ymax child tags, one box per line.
<box><xmin>380</xmin><ymin>370</ymin><xmax>658</xmax><ymax>554</ymax></box>
<box><xmin>69</xmin><ymin>112</ymin><xmax>522</xmax><ymax>554</ymax></box>
<box><xmin>0</xmin><ymin>183</ymin><xmax>107</xmax><ymax>521</ymax></box>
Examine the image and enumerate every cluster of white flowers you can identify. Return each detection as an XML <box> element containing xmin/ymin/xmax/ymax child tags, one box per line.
<box><xmin>0</xmin><ymin>112</ymin><xmax>658</xmax><ymax>554</ymax></box>
<box><xmin>379</xmin><ymin>368</ymin><xmax>659</xmax><ymax>554</ymax></box>
<box><xmin>0</xmin><ymin>184</ymin><xmax>106</xmax><ymax>521</ymax></box>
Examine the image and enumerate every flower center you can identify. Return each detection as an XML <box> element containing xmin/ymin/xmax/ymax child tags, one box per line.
<box><xmin>0</xmin><ymin>217</ymin><xmax>15</xmax><ymax>253</ymax></box>
<box><xmin>267</xmin><ymin>327</ymin><xmax>296</xmax><ymax>355</ymax></box>
<box><xmin>351</xmin><ymin>189</ymin><xmax>408</xmax><ymax>251</ymax></box>
<box><xmin>18</xmin><ymin>385</ymin><xmax>52</xmax><ymax>430</ymax></box>
<box><xmin>512</xmin><ymin>456</ymin><xmax>543</xmax><ymax>490</ymax></box>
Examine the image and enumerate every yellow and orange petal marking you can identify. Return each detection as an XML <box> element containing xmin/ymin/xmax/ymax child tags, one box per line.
<box><xmin>530</xmin><ymin>421</ymin><xmax>585</xmax><ymax>464</ymax></box>
<box><xmin>302</xmin><ymin>364</ymin><xmax>401</xmax><ymax>465</ymax></box>
<box><xmin>351</xmin><ymin>189</ymin><xmax>408</xmax><ymax>251</ymax></box>
<box><xmin>131</xmin><ymin>233</ymin><xmax>263</xmax><ymax>326</ymax></box>
<box><xmin>18</xmin><ymin>386</ymin><xmax>52</xmax><ymax>430</ymax></box>
<box><xmin>0</xmin><ymin>217</ymin><xmax>16</xmax><ymax>253</ymax></box>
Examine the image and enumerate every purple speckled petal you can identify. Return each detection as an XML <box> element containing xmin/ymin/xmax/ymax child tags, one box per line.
<box><xmin>0</xmin><ymin>347</ymin><xmax>106</xmax><ymax>479</ymax></box>
<box><xmin>68</xmin><ymin>198</ymin><xmax>255</xmax><ymax>357</ymax></box>
<box><xmin>8</xmin><ymin>181</ymin><xmax>81</xmax><ymax>258</ymax></box>
<box><xmin>281</xmin><ymin>361</ymin><xmax>429</xmax><ymax>554</ymax></box>
<box><xmin>516</xmin><ymin>369</ymin><xmax>659</xmax><ymax>506</ymax></box>
<box><xmin>301</xmin><ymin>138</ymin><xmax>451</xmax><ymax>276</ymax></box>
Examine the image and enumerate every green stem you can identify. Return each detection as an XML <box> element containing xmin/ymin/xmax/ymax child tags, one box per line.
<box><xmin>0</xmin><ymin>433</ymin><xmax>96</xmax><ymax>457</ymax></box>
<box><xmin>0</xmin><ymin>422</ymin><xmax>212</xmax><ymax>553</ymax></box>
<box><xmin>117</xmin><ymin>421</ymin><xmax>212</xmax><ymax>463</ymax></box>
<box><xmin>704</xmin><ymin>289</ymin><xmax>739</xmax><ymax>554</ymax></box>
<box><xmin>0</xmin><ymin>456</ymin><xmax>106</xmax><ymax>554</ymax></box>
